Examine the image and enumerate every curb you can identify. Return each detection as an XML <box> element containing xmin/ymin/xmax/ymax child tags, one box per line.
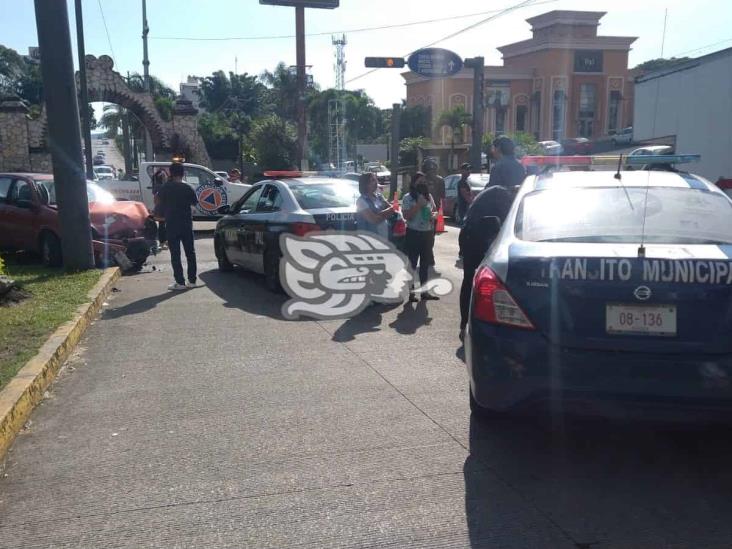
<box><xmin>0</xmin><ymin>267</ymin><xmax>121</xmax><ymax>462</ymax></box>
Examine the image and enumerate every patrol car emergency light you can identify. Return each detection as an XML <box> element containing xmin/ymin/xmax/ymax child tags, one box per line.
<box><xmin>521</xmin><ymin>154</ymin><xmax>701</xmax><ymax>167</ymax></box>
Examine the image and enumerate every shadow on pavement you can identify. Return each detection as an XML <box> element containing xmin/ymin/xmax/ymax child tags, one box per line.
<box><xmin>331</xmin><ymin>302</ymin><xmax>401</xmax><ymax>342</ymax></box>
<box><xmin>199</xmin><ymin>268</ymin><xmax>288</xmax><ymax>319</ymax></box>
<box><xmin>464</xmin><ymin>413</ymin><xmax>732</xmax><ymax>547</ymax></box>
<box><xmin>389</xmin><ymin>300</ymin><xmax>433</xmax><ymax>334</ymax></box>
<box><xmin>103</xmin><ymin>290</ymin><xmax>180</xmax><ymax>319</ymax></box>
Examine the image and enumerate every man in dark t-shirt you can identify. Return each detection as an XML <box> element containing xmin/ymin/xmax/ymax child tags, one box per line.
<box><xmin>157</xmin><ymin>162</ymin><xmax>199</xmax><ymax>291</ymax></box>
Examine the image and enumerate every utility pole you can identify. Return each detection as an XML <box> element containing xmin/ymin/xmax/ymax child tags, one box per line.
<box><xmin>467</xmin><ymin>56</ymin><xmax>485</xmax><ymax>172</ymax></box>
<box><xmin>389</xmin><ymin>103</ymin><xmax>401</xmax><ymax>197</ymax></box>
<box><xmin>295</xmin><ymin>6</ymin><xmax>307</xmax><ymax>170</ymax></box>
<box><xmin>142</xmin><ymin>0</ymin><xmax>154</xmax><ymax>162</ymax></box>
<box><xmin>74</xmin><ymin>0</ymin><xmax>93</xmax><ymax>179</ymax></box>
<box><xmin>34</xmin><ymin>0</ymin><xmax>94</xmax><ymax>270</ymax></box>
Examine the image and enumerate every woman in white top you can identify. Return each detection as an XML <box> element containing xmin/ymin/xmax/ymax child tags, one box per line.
<box><xmin>356</xmin><ymin>172</ymin><xmax>394</xmax><ymax>240</ymax></box>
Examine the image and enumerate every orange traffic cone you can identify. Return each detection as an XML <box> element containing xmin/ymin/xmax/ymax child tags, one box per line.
<box><xmin>392</xmin><ymin>192</ymin><xmax>400</xmax><ymax>212</ymax></box>
<box><xmin>435</xmin><ymin>204</ymin><xmax>446</xmax><ymax>233</ymax></box>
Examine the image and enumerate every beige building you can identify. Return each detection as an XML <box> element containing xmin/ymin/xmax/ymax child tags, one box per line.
<box><xmin>403</xmin><ymin>10</ymin><xmax>637</xmax><ymax>166</ymax></box>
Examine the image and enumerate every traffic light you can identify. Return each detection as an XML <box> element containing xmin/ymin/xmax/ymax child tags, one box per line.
<box><xmin>364</xmin><ymin>57</ymin><xmax>405</xmax><ymax>68</ymax></box>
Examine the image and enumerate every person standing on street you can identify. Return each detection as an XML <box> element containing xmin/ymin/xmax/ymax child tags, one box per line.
<box><xmin>402</xmin><ymin>172</ymin><xmax>439</xmax><ymax>302</ymax></box>
<box><xmin>456</xmin><ymin>162</ymin><xmax>474</xmax><ymax>225</ymax></box>
<box><xmin>157</xmin><ymin>162</ymin><xmax>199</xmax><ymax>291</ymax></box>
<box><xmin>356</xmin><ymin>172</ymin><xmax>394</xmax><ymax>239</ymax></box>
<box><xmin>458</xmin><ymin>137</ymin><xmax>525</xmax><ymax>341</ymax></box>
<box><xmin>488</xmin><ymin>135</ymin><xmax>526</xmax><ymax>188</ymax></box>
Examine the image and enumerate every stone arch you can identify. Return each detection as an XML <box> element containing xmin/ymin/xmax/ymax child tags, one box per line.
<box><xmin>82</xmin><ymin>55</ymin><xmax>169</xmax><ymax>152</ymax></box>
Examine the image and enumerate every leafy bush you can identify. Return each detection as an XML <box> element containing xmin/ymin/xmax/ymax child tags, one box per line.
<box><xmin>0</xmin><ymin>255</ymin><xmax>5</xmax><ymax>276</ymax></box>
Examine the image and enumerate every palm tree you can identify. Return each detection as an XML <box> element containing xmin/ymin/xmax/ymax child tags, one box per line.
<box><xmin>436</xmin><ymin>106</ymin><xmax>472</xmax><ymax>170</ymax></box>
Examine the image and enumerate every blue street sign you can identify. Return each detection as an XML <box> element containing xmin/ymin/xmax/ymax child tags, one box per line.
<box><xmin>407</xmin><ymin>48</ymin><xmax>463</xmax><ymax>78</ymax></box>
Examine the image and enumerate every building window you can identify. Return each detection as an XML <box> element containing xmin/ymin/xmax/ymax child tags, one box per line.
<box><xmin>607</xmin><ymin>90</ymin><xmax>621</xmax><ymax>134</ymax></box>
<box><xmin>516</xmin><ymin>105</ymin><xmax>528</xmax><ymax>132</ymax></box>
<box><xmin>574</xmin><ymin>50</ymin><xmax>603</xmax><ymax>73</ymax></box>
<box><xmin>530</xmin><ymin>92</ymin><xmax>541</xmax><ymax>139</ymax></box>
<box><xmin>552</xmin><ymin>90</ymin><xmax>566</xmax><ymax>141</ymax></box>
<box><xmin>496</xmin><ymin>108</ymin><xmax>506</xmax><ymax>133</ymax></box>
<box><xmin>578</xmin><ymin>83</ymin><xmax>597</xmax><ymax>138</ymax></box>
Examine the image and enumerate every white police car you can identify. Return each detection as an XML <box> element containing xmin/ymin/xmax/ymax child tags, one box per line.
<box><xmin>466</xmin><ymin>154</ymin><xmax>732</xmax><ymax>421</ymax></box>
<box><xmin>214</xmin><ymin>171</ymin><xmax>406</xmax><ymax>291</ymax></box>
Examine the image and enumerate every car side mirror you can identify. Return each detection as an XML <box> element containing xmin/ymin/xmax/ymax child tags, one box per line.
<box><xmin>478</xmin><ymin>215</ymin><xmax>502</xmax><ymax>235</ymax></box>
<box><xmin>217</xmin><ymin>204</ymin><xmax>231</xmax><ymax>215</ymax></box>
<box><xmin>214</xmin><ymin>178</ymin><xmax>224</xmax><ymax>186</ymax></box>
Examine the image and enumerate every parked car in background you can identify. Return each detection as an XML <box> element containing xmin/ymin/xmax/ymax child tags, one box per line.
<box><xmin>611</xmin><ymin>126</ymin><xmax>634</xmax><ymax>146</ymax></box>
<box><xmin>365</xmin><ymin>162</ymin><xmax>391</xmax><ymax>184</ymax></box>
<box><xmin>443</xmin><ymin>173</ymin><xmax>490</xmax><ymax>222</ymax></box>
<box><xmin>561</xmin><ymin>137</ymin><xmax>592</xmax><ymax>155</ymax></box>
<box><xmin>93</xmin><ymin>156</ymin><xmax>105</xmax><ymax>166</ymax></box>
<box><xmin>94</xmin><ymin>166</ymin><xmax>116</xmax><ymax>180</ymax></box>
<box><xmin>0</xmin><ymin>173</ymin><xmax>152</xmax><ymax>269</ymax></box>
<box><xmin>538</xmin><ymin>140</ymin><xmax>563</xmax><ymax>155</ymax></box>
<box><xmin>629</xmin><ymin>145</ymin><xmax>674</xmax><ymax>156</ymax></box>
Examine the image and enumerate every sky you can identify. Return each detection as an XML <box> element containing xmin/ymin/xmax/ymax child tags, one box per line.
<box><xmin>1</xmin><ymin>0</ymin><xmax>731</xmax><ymax>109</ymax></box>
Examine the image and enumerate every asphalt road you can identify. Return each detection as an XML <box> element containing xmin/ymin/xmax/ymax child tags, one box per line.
<box><xmin>2</xmin><ymin>225</ymin><xmax>732</xmax><ymax>548</ymax></box>
<box><xmin>92</xmin><ymin>134</ymin><xmax>123</xmax><ymax>174</ymax></box>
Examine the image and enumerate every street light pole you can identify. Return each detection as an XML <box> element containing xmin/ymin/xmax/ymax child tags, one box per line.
<box><xmin>142</xmin><ymin>0</ymin><xmax>154</xmax><ymax>162</ymax></box>
<box><xmin>295</xmin><ymin>6</ymin><xmax>307</xmax><ymax>170</ymax></box>
<box><xmin>34</xmin><ymin>0</ymin><xmax>94</xmax><ymax>270</ymax></box>
<box><xmin>74</xmin><ymin>0</ymin><xmax>94</xmax><ymax>180</ymax></box>
<box><xmin>467</xmin><ymin>56</ymin><xmax>485</xmax><ymax>172</ymax></box>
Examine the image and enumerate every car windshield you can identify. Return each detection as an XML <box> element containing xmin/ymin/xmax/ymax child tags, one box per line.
<box><xmin>35</xmin><ymin>180</ymin><xmax>116</xmax><ymax>206</ymax></box>
<box><xmin>289</xmin><ymin>181</ymin><xmax>359</xmax><ymax>209</ymax></box>
<box><xmin>516</xmin><ymin>186</ymin><xmax>732</xmax><ymax>244</ymax></box>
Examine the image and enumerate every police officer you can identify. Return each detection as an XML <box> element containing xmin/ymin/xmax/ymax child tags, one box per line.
<box><xmin>458</xmin><ymin>136</ymin><xmax>525</xmax><ymax>341</ymax></box>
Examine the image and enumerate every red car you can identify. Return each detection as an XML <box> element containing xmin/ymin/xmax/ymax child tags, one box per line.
<box><xmin>0</xmin><ymin>173</ymin><xmax>152</xmax><ymax>268</ymax></box>
<box><xmin>560</xmin><ymin>137</ymin><xmax>593</xmax><ymax>155</ymax></box>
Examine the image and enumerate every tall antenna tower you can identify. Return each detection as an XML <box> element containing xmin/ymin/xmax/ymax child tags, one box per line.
<box><xmin>332</xmin><ymin>34</ymin><xmax>347</xmax><ymax>90</ymax></box>
<box><xmin>329</xmin><ymin>34</ymin><xmax>348</xmax><ymax>170</ymax></box>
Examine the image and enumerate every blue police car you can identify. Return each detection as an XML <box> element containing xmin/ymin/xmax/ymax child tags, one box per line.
<box><xmin>466</xmin><ymin>155</ymin><xmax>732</xmax><ymax>420</ymax></box>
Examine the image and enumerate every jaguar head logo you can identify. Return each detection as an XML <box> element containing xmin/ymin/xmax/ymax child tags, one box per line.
<box><xmin>279</xmin><ymin>232</ymin><xmax>422</xmax><ymax>320</ymax></box>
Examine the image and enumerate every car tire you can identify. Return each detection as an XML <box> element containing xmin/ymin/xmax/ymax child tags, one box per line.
<box><xmin>40</xmin><ymin>232</ymin><xmax>62</xmax><ymax>267</ymax></box>
<box><xmin>469</xmin><ymin>389</ymin><xmax>511</xmax><ymax>420</ymax></box>
<box><xmin>215</xmin><ymin>238</ymin><xmax>233</xmax><ymax>272</ymax></box>
<box><xmin>264</xmin><ymin>248</ymin><xmax>282</xmax><ymax>293</ymax></box>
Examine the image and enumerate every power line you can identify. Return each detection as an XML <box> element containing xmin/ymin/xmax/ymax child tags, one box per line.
<box><xmin>148</xmin><ymin>0</ymin><xmax>556</xmax><ymax>42</ymax></box>
<box><xmin>96</xmin><ymin>0</ymin><xmax>117</xmax><ymax>67</ymax></box>
<box><xmin>346</xmin><ymin>0</ymin><xmax>546</xmax><ymax>85</ymax></box>
<box><xmin>670</xmin><ymin>37</ymin><xmax>732</xmax><ymax>58</ymax></box>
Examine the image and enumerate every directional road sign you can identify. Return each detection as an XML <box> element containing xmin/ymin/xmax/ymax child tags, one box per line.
<box><xmin>407</xmin><ymin>48</ymin><xmax>463</xmax><ymax>79</ymax></box>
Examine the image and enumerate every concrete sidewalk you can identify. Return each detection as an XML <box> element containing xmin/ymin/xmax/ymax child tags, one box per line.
<box><xmin>2</xmin><ymin>228</ymin><xmax>732</xmax><ymax>548</ymax></box>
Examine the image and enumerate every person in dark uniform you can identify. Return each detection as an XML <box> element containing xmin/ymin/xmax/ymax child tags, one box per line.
<box><xmin>458</xmin><ymin>137</ymin><xmax>525</xmax><ymax>341</ymax></box>
<box><xmin>488</xmin><ymin>135</ymin><xmax>526</xmax><ymax>188</ymax></box>
<box><xmin>157</xmin><ymin>162</ymin><xmax>199</xmax><ymax>291</ymax></box>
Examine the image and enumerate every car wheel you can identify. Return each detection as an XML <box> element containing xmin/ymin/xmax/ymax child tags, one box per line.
<box><xmin>40</xmin><ymin>232</ymin><xmax>62</xmax><ymax>267</ymax></box>
<box><xmin>469</xmin><ymin>389</ymin><xmax>511</xmax><ymax>420</ymax></box>
<box><xmin>215</xmin><ymin>238</ymin><xmax>233</xmax><ymax>272</ymax></box>
<box><xmin>264</xmin><ymin>249</ymin><xmax>282</xmax><ymax>293</ymax></box>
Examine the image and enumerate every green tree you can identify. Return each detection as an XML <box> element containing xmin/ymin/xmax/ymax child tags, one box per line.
<box><xmin>400</xmin><ymin>104</ymin><xmax>432</xmax><ymax>139</ymax></box>
<box><xmin>634</xmin><ymin>57</ymin><xmax>691</xmax><ymax>74</ymax></box>
<box><xmin>399</xmin><ymin>136</ymin><xmax>430</xmax><ymax>170</ymax></box>
<box><xmin>250</xmin><ymin>114</ymin><xmax>297</xmax><ymax>170</ymax></box>
<box><xmin>436</xmin><ymin>106</ymin><xmax>472</xmax><ymax>169</ymax></box>
<box><xmin>482</xmin><ymin>131</ymin><xmax>542</xmax><ymax>157</ymax></box>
